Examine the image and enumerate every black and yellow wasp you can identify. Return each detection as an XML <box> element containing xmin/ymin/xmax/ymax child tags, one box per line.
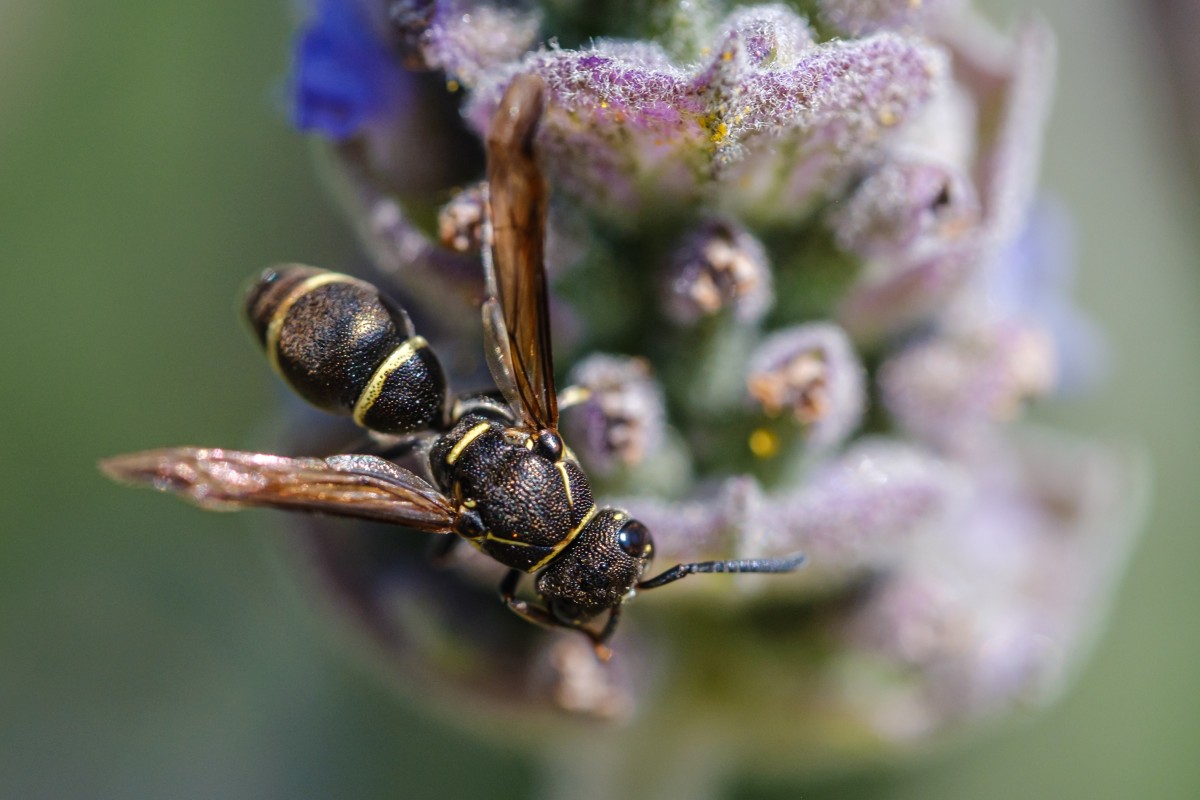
<box><xmin>102</xmin><ymin>74</ymin><xmax>805</xmax><ymax>657</ymax></box>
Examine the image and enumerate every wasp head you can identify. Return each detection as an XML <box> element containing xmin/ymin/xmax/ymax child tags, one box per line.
<box><xmin>534</xmin><ymin>508</ymin><xmax>654</xmax><ymax>621</ymax></box>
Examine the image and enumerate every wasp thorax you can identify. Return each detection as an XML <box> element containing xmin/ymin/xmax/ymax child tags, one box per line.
<box><xmin>244</xmin><ymin>265</ymin><xmax>447</xmax><ymax>434</ymax></box>
<box><xmin>535</xmin><ymin>509</ymin><xmax>654</xmax><ymax>617</ymax></box>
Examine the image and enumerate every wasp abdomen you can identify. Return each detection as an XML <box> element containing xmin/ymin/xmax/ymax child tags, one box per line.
<box><xmin>245</xmin><ymin>265</ymin><xmax>446</xmax><ymax>434</ymax></box>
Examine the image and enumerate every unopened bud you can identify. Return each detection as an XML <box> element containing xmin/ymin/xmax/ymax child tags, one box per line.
<box><xmin>747</xmin><ymin>323</ymin><xmax>865</xmax><ymax>449</ymax></box>
<box><xmin>438</xmin><ymin>182</ymin><xmax>487</xmax><ymax>254</ymax></box>
<box><xmin>665</xmin><ymin>220</ymin><xmax>772</xmax><ymax>324</ymax></box>
<box><xmin>565</xmin><ymin>355</ymin><xmax>665</xmax><ymax>473</ymax></box>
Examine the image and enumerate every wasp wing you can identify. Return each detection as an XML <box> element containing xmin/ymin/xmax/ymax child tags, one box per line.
<box><xmin>482</xmin><ymin>73</ymin><xmax>558</xmax><ymax>433</ymax></box>
<box><xmin>100</xmin><ymin>447</ymin><xmax>457</xmax><ymax>531</ymax></box>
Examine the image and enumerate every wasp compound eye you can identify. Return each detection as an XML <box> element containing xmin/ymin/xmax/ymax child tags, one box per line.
<box><xmin>616</xmin><ymin>519</ymin><xmax>653</xmax><ymax>559</ymax></box>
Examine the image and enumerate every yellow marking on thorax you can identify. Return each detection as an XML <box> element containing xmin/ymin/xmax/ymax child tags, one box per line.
<box><xmin>266</xmin><ymin>272</ymin><xmax>355</xmax><ymax>375</ymax></box>
<box><xmin>351</xmin><ymin>336</ymin><xmax>427</xmax><ymax>426</ymax></box>
<box><xmin>484</xmin><ymin>532</ymin><xmax>536</xmax><ymax>547</ymax></box>
<box><xmin>529</xmin><ymin>504</ymin><xmax>597</xmax><ymax>573</ymax></box>
<box><xmin>446</xmin><ymin>421</ymin><xmax>491</xmax><ymax>465</ymax></box>
<box><xmin>555</xmin><ymin>461</ymin><xmax>574</xmax><ymax>507</ymax></box>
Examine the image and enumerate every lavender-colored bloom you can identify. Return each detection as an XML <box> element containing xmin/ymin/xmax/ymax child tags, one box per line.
<box><xmin>616</xmin><ymin>439</ymin><xmax>963</xmax><ymax>588</ymax></box>
<box><xmin>879</xmin><ymin>319</ymin><xmax>1056</xmax><ymax>457</ymax></box>
<box><xmin>464</xmin><ymin>6</ymin><xmax>945</xmax><ymax>221</ymax></box>
<box><xmin>563</xmin><ymin>354</ymin><xmax>667</xmax><ymax>474</ymax></box>
<box><xmin>836</xmin><ymin>431</ymin><xmax>1142</xmax><ymax>739</ymax></box>
<box><xmin>838</xmin><ymin>17</ymin><xmax>1055</xmax><ymax>340</ymax></box>
<box><xmin>746</xmin><ymin>322</ymin><xmax>865</xmax><ymax>451</ymax></box>
<box><xmin>830</xmin><ymin>160</ymin><xmax>980</xmax><ymax>265</ymax></box>
<box><xmin>664</xmin><ymin>219</ymin><xmax>772</xmax><ymax>323</ymax></box>
<box><xmin>275</xmin><ymin>0</ymin><xmax>1137</xmax><ymax>754</ymax></box>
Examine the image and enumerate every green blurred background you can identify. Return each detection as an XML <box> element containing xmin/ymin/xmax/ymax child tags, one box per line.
<box><xmin>2</xmin><ymin>0</ymin><xmax>1197</xmax><ymax>797</ymax></box>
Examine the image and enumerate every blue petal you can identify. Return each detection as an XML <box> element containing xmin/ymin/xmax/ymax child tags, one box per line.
<box><xmin>989</xmin><ymin>196</ymin><xmax>1107</xmax><ymax>393</ymax></box>
<box><xmin>291</xmin><ymin>0</ymin><xmax>407</xmax><ymax>140</ymax></box>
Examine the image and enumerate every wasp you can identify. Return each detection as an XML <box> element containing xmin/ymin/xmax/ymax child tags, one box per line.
<box><xmin>101</xmin><ymin>74</ymin><xmax>805</xmax><ymax>658</ymax></box>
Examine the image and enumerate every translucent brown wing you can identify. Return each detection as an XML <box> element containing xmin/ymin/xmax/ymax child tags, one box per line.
<box><xmin>482</xmin><ymin>73</ymin><xmax>557</xmax><ymax>432</ymax></box>
<box><xmin>100</xmin><ymin>448</ymin><xmax>457</xmax><ymax>531</ymax></box>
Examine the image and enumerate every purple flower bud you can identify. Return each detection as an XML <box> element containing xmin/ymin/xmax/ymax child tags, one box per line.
<box><xmin>831</xmin><ymin>160</ymin><xmax>980</xmax><ymax>263</ymax></box>
<box><xmin>563</xmin><ymin>355</ymin><xmax>666</xmax><ymax>474</ymax></box>
<box><xmin>958</xmin><ymin>19</ymin><xmax>1056</xmax><ymax>253</ymax></box>
<box><xmin>746</xmin><ymin>323</ymin><xmax>865</xmax><ymax>450</ymax></box>
<box><xmin>437</xmin><ymin>181</ymin><xmax>487</xmax><ymax>254</ymax></box>
<box><xmin>879</xmin><ymin>321</ymin><xmax>1056</xmax><ymax>456</ymax></box>
<box><xmin>391</xmin><ymin>0</ymin><xmax>540</xmax><ymax>85</ymax></box>
<box><xmin>664</xmin><ymin>219</ymin><xmax>772</xmax><ymax>324</ymax></box>
<box><xmin>722</xmin><ymin>4</ymin><xmax>816</xmax><ymax>66</ymax></box>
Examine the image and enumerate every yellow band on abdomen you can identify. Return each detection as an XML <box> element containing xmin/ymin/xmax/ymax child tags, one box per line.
<box><xmin>351</xmin><ymin>336</ymin><xmax>427</xmax><ymax>426</ymax></box>
<box><xmin>265</xmin><ymin>272</ymin><xmax>356</xmax><ymax>376</ymax></box>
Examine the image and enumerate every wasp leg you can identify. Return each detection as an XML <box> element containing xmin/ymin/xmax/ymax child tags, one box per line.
<box><xmin>499</xmin><ymin>570</ymin><xmax>616</xmax><ymax>660</ymax></box>
<box><xmin>556</xmin><ymin>385</ymin><xmax>592</xmax><ymax>410</ymax></box>
<box><xmin>499</xmin><ymin>570</ymin><xmax>564</xmax><ymax>631</ymax></box>
<box><xmin>499</xmin><ymin>569</ymin><xmax>555</xmax><ymax>623</ymax></box>
<box><xmin>589</xmin><ymin>605</ymin><xmax>622</xmax><ymax>661</ymax></box>
<box><xmin>637</xmin><ymin>552</ymin><xmax>807</xmax><ymax>590</ymax></box>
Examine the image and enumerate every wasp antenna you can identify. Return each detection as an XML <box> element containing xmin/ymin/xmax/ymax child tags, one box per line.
<box><xmin>636</xmin><ymin>552</ymin><xmax>807</xmax><ymax>591</ymax></box>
